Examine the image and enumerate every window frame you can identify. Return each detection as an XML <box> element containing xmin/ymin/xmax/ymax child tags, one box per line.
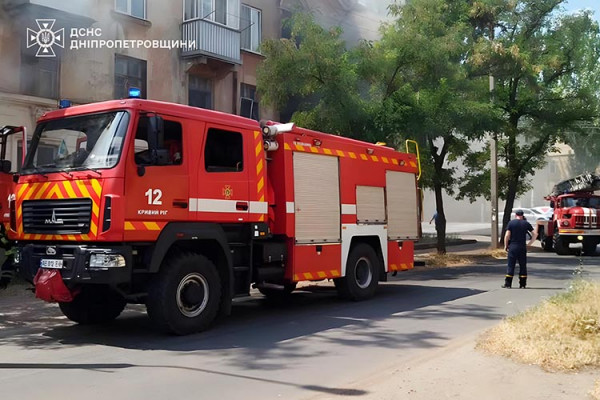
<box><xmin>240</xmin><ymin>83</ymin><xmax>259</xmax><ymax>120</ymax></box>
<box><xmin>20</xmin><ymin>54</ymin><xmax>60</xmax><ymax>99</ymax></box>
<box><xmin>203</xmin><ymin>128</ymin><xmax>244</xmax><ymax>173</ymax></box>
<box><xmin>183</xmin><ymin>0</ymin><xmax>239</xmax><ymax>29</ymax></box>
<box><xmin>134</xmin><ymin>117</ymin><xmax>184</xmax><ymax>167</ymax></box>
<box><xmin>240</xmin><ymin>4</ymin><xmax>261</xmax><ymax>53</ymax></box>
<box><xmin>188</xmin><ymin>75</ymin><xmax>213</xmax><ymax>110</ymax></box>
<box><xmin>114</xmin><ymin>54</ymin><xmax>147</xmax><ymax>100</ymax></box>
<box><xmin>115</xmin><ymin>0</ymin><xmax>147</xmax><ymax>20</ymax></box>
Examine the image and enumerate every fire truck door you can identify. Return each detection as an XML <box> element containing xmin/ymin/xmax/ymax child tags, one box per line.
<box><xmin>124</xmin><ymin>116</ymin><xmax>189</xmax><ymax>239</ymax></box>
<box><xmin>193</xmin><ymin>126</ymin><xmax>249</xmax><ymax>223</ymax></box>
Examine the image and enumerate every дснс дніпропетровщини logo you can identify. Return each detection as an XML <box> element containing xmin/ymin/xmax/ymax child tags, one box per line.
<box><xmin>26</xmin><ymin>19</ymin><xmax>64</xmax><ymax>57</ymax></box>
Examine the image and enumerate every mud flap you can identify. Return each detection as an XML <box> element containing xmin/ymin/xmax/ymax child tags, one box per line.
<box><xmin>388</xmin><ymin>240</ymin><xmax>415</xmax><ymax>275</ymax></box>
<box><xmin>33</xmin><ymin>269</ymin><xmax>77</xmax><ymax>302</ymax></box>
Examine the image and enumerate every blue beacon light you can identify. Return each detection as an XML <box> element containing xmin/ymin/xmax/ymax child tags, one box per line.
<box><xmin>128</xmin><ymin>87</ymin><xmax>142</xmax><ymax>98</ymax></box>
<box><xmin>59</xmin><ymin>99</ymin><xmax>71</xmax><ymax>109</ymax></box>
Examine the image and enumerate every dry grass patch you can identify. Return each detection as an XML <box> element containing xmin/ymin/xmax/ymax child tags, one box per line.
<box><xmin>422</xmin><ymin>250</ymin><xmax>504</xmax><ymax>267</ymax></box>
<box><xmin>591</xmin><ymin>379</ymin><xmax>600</xmax><ymax>400</ymax></box>
<box><xmin>478</xmin><ymin>280</ymin><xmax>600</xmax><ymax>371</ymax></box>
<box><xmin>423</xmin><ymin>253</ymin><xmax>473</xmax><ymax>267</ymax></box>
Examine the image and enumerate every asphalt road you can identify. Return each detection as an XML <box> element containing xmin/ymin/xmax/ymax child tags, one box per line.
<box><xmin>0</xmin><ymin>251</ymin><xmax>598</xmax><ymax>400</ymax></box>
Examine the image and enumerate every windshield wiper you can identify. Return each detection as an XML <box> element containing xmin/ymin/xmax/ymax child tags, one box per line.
<box><xmin>22</xmin><ymin>167</ymin><xmax>49</xmax><ymax>179</ymax></box>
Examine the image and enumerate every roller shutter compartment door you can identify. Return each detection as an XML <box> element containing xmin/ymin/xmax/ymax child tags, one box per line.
<box><xmin>386</xmin><ymin>170</ymin><xmax>418</xmax><ymax>239</ymax></box>
<box><xmin>293</xmin><ymin>152</ymin><xmax>340</xmax><ymax>243</ymax></box>
<box><xmin>356</xmin><ymin>186</ymin><xmax>386</xmax><ymax>223</ymax></box>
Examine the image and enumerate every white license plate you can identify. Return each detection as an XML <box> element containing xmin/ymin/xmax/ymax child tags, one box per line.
<box><xmin>41</xmin><ymin>259</ymin><xmax>64</xmax><ymax>269</ymax></box>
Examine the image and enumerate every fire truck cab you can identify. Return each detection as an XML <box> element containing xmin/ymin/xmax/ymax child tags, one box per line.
<box><xmin>12</xmin><ymin>99</ymin><xmax>420</xmax><ymax>334</ymax></box>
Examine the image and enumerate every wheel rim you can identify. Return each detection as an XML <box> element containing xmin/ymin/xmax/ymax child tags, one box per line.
<box><xmin>176</xmin><ymin>273</ymin><xmax>209</xmax><ymax>318</ymax></box>
<box><xmin>354</xmin><ymin>256</ymin><xmax>373</xmax><ymax>289</ymax></box>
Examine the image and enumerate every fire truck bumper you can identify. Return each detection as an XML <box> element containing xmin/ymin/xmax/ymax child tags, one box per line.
<box><xmin>18</xmin><ymin>244</ymin><xmax>133</xmax><ymax>286</ymax></box>
<box><xmin>558</xmin><ymin>229</ymin><xmax>600</xmax><ymax>236</ymax></box>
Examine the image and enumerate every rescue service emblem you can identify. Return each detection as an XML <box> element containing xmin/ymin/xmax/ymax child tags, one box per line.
<box><xmin>222</xmin><ymin>185</ymin><xmax>233</xmax><ymax>200</ymax></box>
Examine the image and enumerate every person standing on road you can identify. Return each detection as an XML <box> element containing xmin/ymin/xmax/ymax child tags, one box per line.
<box><xmin>502</xmin><ymin>210</ymin><xmax>537</xmax><ymax>288</ymax></box>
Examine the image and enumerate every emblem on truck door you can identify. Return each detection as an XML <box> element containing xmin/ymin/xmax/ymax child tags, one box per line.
<box><xmin>44</xmin><ymin>209</ymin><xmax>64</xmax><ymax>225</ymax></box>
<box><xmin>222</xmin><ymin>185</ymin><xmax>233</xmax><ymax>200</ymax></box>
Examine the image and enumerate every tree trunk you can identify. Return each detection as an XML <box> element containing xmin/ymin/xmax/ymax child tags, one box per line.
<box><xmin>429</xmin><ymin>137</ymin><xmax>450</xmax><ymax>254</ymax></box>
<box><xmin>500</xmin><ymin>176</ymin><xmax>519</xmax><ymax>246</ymax></box>
<box><xmin>434</xmin><ymin>181</ymin><xmax>447</xmax><ymax>254</ymax></box>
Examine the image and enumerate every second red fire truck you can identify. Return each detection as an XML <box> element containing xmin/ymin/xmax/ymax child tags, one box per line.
<box><xmin>11</xmin><ymin>98</ymin><xmax>421</xmax><ymax>334</ymax></box>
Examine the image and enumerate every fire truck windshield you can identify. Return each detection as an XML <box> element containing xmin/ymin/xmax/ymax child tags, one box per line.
<box><xmin>22</xmin><ymin>111</ymin><xmax>130</xmax><ymax>174</ymax></box>
<box><xmin>562</xmin><ymin>196</ymin><xmax>600</xmax><ymax>209</ymax></box>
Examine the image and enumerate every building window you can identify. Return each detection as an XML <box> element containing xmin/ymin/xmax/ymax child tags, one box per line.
<box><xmin>20</xmin><ymin>55</ymin><xmax>59</xmax><ymax>99</ymax></box>
<box><xmin>184</xmin><ymin>0</ymin><xmax>239</xmax><ymax>29</ymax></box>
<box><xmin>115</xmin><ymin>0</ymin><xmax>146</xmax><ymax>19</ymax></box>
<box><xmin>240</xmin><ymin>83</ymin><xmax>259</xmax><ymax>120</ymax></box>
<box><xmin>114</xmin><ymin>54</ymin><xmax>147</xmax><ymax>99</ymax></box>
<box><xmin>204</xmin><ymin>128</ymin><xmax>243</xmax><ymax>172</ymax></box>
<box><xmin>189</xmin><ymin>75</ymin><xmax>212</xmax><ymax>109</ymax></box>
<box><xmin>241</xmin><ymin>5</ymin><xmax>261</xmax><ymax>53</ymax></box>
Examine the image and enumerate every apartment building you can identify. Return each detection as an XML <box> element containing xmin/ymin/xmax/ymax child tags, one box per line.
<box><xmin>0</xmin><ymin>0</ymin><xmax>395</xmax><ymax>171</ymax></box>
<box><xmin>0</xmin><ymin>0</ymin><xmax>281</xmax><ymax>167</ymax></box>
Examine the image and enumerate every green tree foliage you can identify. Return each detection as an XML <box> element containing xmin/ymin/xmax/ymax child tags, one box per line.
<box><xmin>257</xmin><ymin>13</ymin><xmax>369</xmax><ymax>138</ymax></box>
<box><xmin>257</xmin><ymin>1</ymin><xmax>600</xmax><ymax>251</ymax></box>
<box><xmin>358</xmin><ymin>0</ymin><xmax>495</xmax><ymax>253</ymax></box>
<box><xmin>461</xmin><ymin>0</ymin><xmax>600</xmax><ymax>243</ymax></box>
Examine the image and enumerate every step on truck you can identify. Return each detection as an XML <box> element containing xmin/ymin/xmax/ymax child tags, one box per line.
<box><xmin>536</xmin><ymin>173</ymin><xmax>600</xmax><ymax>256</ymax></box>
<box><xmin>11</xmin><ymin>98</ymin><xmax>421</xmax><ymax>334</ymax></box>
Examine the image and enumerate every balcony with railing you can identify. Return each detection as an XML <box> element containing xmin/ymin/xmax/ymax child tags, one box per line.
<box><xmin>182</xmin><ymin>18</ymin><xmax>241</xmax><ymax>64</ymax></box>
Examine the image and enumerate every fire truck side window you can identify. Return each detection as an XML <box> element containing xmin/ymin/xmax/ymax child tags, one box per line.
<box><xmin>134</xmin><ymin>117</ymin><xmax>183</xmax><ymax>165</ymax></box>
<box><xmin>204</xmin><ymin>129</ymin><xmax>243</xmax><ymax>172</ymax></box>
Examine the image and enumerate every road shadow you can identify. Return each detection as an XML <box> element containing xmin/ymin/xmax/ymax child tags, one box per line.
<box><xmin>0</xmin><ymin>282</ymin><xmax>491</xmax><ymax>364</ymax></box>
<box><xmin>0</xmin><ymin>360</ymin><xmax>367</xmax><ymax>396</ymax></box>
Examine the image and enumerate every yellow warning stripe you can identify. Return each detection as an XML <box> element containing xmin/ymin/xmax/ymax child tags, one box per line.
<box><xmin>389</xmin><ymin>263</ymin><xmax>414</xmax><ymax>271</ymax></box>
<box><xmin>293</xmin><ymin>270</ymin><xmax>341</xmax><ymax>281</ymax></box>
<box><xmin>284</xmin><ymin>143</ymin><xmax>415</xmax><ymax>168</ymax></box>
<box><xmin>254</xmin><ymin>131</ymin><xmax>267</xmax><ymax>222</ymax></box>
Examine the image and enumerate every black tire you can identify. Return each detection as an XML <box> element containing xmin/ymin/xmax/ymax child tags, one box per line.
<box><xmin>335</xmin><ymin>243</ymin><xmax>380</xmax><ymax>301</ymax></box>
<box><xmin>553</xmin><ymin>231</ymin><xmax>570</xmax><ymax>256</ymax></box>
<box><xmin>258</xmin><ymin>282</ymin><xmax>297</xmax><ymax>298</ymax></box>
<box><xmin>146</xmin><ymin>252</ymin><xmax>221</xmax><ymax>335</ymax></box>
<box><xmin>541</xmin><ymin>237</ymin><xmax>553</xmax><ymax>251</ymax></box>
<box><xmin>58</xmin><ymin>285</ymin><xmax>126</xmax><ymax>324</ymax></box>
<box><xmin>538</xmin><ymin>227</ymin><xmax>553</xmax><ymax>251</ymax></box>
<box><xmin>583</xmin><ymin>241</ymin><xmax>599</xmax><ymax>256</ymax></box>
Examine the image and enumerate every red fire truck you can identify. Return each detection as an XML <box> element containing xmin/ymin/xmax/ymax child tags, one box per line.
<box><xmin>11</xmin><ymin>99</ymin><xmax>420</xmax><ymax>334</ymax></box>
<box><xmin>0</xmin><ymin>125</ymin><xmax>26</xmax><ymax>288</ymax></box>
<box><xmin>537</xmin><ymin>173</ymin><xmax>600</xmax><ymax>256</ymax></box>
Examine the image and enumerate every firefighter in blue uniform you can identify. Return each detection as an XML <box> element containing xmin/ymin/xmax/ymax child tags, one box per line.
<box><xmin>502</xmin><ymin>210</ymin><xmax>538</xmax><ymax>288</ymax></box>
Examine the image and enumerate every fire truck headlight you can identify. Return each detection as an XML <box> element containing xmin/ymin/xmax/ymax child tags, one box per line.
<box><xmin>561</xmin><ymin>220</ymin><xmax>570</xmax><ymax>227</ymax></box>
<box><xmin>577</xmin><ymin>235</ymin><xmax>584</xmax><ymax>241</ymax></box>
<box><xmin>89</xmin><ymin>253</ymin><xmax>126</xmax><ymax>270</ymax></box>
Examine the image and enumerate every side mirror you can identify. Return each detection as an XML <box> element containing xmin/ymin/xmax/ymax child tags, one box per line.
<box><xmin>0</xmin><ymin>160</ymin><xmax>11</xmax><ymax>174</ymax></box>
<box><xmin>146</xmin><ymin>115</ymin><xmax>165</xmax><ymax>165</ymax></box>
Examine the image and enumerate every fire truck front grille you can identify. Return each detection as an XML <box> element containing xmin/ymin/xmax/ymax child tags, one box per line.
<box><xmin>22</xmin><ymin>199</ymin><xmax>93</xmax><ymax>235</ymax></box>
<box><xmin>575</xmin><ymin>215</ymin><xmax>598</xmax><ymax>228</ymax></box>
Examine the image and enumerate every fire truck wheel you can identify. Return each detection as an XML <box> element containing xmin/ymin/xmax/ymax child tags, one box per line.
<box><xmin>541</xmin><ymin>236</ymin><xmax>553</xmax><ymax>252</ymax></box>
<box><xmin>553</xmin><ymin>232</ymin><xmax>570</xmax><ymax>256</ymax></box>
<box><xmin>58</xmin><ymin>285</ymin><xmax>126</xmax><ymax>324</ymax></box>
<box><xmin>583</xmin><ymin>241</ymin><xmax>598</xmax><ymax>256</ymax></box>
<box><xmin>336</xmin><ymin>243</ymin><xmax>379</xmax><ymax>301</ymax></box>
<box><xmin>146</xmin><ymin>252</ymin><xmax>221</xmax><ymax>335</ymax></box>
